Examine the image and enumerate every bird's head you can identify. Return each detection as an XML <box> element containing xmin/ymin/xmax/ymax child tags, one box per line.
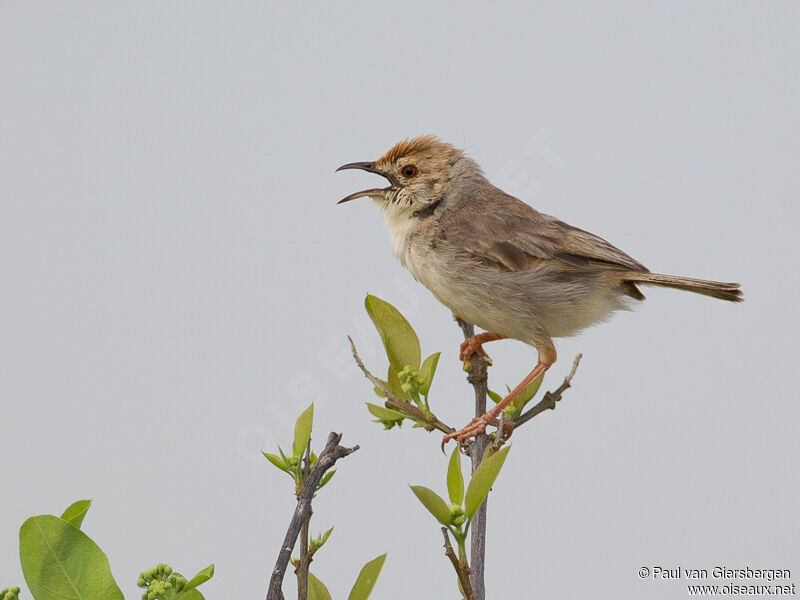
<box><xmin>337</xmin><ymin>135</ymin><xmax>479</xmax><ymax>217</ymax></box>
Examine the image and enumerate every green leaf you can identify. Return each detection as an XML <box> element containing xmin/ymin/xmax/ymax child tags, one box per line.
<box><xmin>366</xmin><ymin>403</ymin><xmax>406</xmax><ymax>421</ymax></box>
<box><xmin>19</xmin><ymin>514</ymin><xmax>124</xmax><ymax>600</ymax></box>
<box><xmin>317</xmin><ymin>469</ymin><xmax>336</xmax><ymax>489</ymax></box>
<box><xmin>418</xmin><ymin>352</ymin><xmax>441</xmax><ymax>396</ymax></box>
<box><xmin>348</xmin><ymin>553</ymin><xmax>387</xmax><ymax>600</ymax></box>
<box><xmin>60</xmin><ymin>499</ymin><xmax>91</xmax><ymax>530</ymax></box>
<box><xmin>293</xmin><ymin>403</ymin><xmax>314</xmax><ymax>458</ymax></box>
<box><xmin>365</xmin><ymin>295</ymin><xmax>421</xmax><ymax>372</ymax></box>
<box><xmin>183</xmin><ymin>563</ymin><xmax>214</xmax><ymax>592</ymax></box>
<box><xmin>464</xmin><ymin>445</ymin><xmax>511</xmax><ymax>518</ymax></box>
<box><xmin>309</xmin><ymin>572</ymin><xmax>332</xmax><ymax>600</ymax></box>
<box><xmin>278</xmin><ymin>445</ymin><xmax>289</xmax><ymax>463</ymax></box>
<box><xmin>487</xmin><ymin>389</ymin><xmax>504</xmax><ymax>405</ymax></box>
<box><xmin>320</xmin><ymin>527</ymin><xmax>333</xmax><ymax>545</ymax></box>
<box><xmin>447</xmin><ymin>448</ymin><xmax>464</xmax><ymax>505</ymax></box>
<box><xmin>262</xmin><ymin>452</ymin><xmax>290</xmax><ymax>473</ymax></box>
<box><xmin>317</xmin><ymin>527</ymin><xmax>334</xmax><ymax>549</ymax></box>
<box><xmin>409</xmin><ymin>485</ymin><xmax>451</xmax><ymax>525</ymax></box>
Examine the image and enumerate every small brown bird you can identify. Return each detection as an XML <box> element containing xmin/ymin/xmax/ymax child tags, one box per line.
<box><xmin>337</xmin><ymin>135</ymin><xmax>742</xmax><ymax>448</ymax></box>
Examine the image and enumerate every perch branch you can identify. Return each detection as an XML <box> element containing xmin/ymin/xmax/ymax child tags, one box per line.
<box><xmin>457</xmin><ymin>319</ymin><xmax>489</xmax><ymax>600</ymax></box>
<box><xmin>441</xmin><ymin>528</ymin><xmax>475</xmax><ymax>600</ymax></box>
<box><xmin>348</xmin><ymin>336</ymin><xmax>454</xmax><ymax>435</ymax></box>
<box><xmin>267</xmin><ymin>432</ymin><xmax>359</xmax><ymax>600</ymax></box>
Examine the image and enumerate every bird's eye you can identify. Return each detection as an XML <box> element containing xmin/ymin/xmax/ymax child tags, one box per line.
<box><xmin>402</xmin><ymin>165</ymin><xmax>418</xmax><ymax>178</ymax></box>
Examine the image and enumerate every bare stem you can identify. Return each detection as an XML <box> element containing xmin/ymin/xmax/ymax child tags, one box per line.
<box><xmin>457</xmin><ymin>319</ymin><xmax>488</xmax><ymax>600</ymax></box>
<box><xmin>348</xmin><ymin>336</ymin><xmax>454</xmax><ymax>434</ymax></box>
<box><xmin>267</xmin><ymin>433</ymin><xmax>359</xmax><ymax>600</ymax></box>
<box><xmin>442</xmin><ymin>528</ymin><xmax>475</xmax><ymax>600</ymax></box>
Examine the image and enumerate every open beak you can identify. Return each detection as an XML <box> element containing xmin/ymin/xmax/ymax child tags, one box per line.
<box><xmin>335</xmin><ymin>161</ymin><xmax>397</xmax><ymax>204</ymax></box>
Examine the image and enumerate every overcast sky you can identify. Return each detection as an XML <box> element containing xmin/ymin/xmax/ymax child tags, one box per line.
<box><xmin>1</xmin><ymin>2</ymin><xmax>798</xmax><ymax>599</ymax></box>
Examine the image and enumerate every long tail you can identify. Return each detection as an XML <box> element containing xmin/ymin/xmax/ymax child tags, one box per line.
<box><xmin>625</xmin><ymin>272</ymin><xmax>743</xmax><ymax>302</ymax></box>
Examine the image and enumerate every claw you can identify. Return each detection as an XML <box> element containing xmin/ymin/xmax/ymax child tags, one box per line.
<box><xmin>459</xmin><ymin>339</ymin><xmax>493</xmax><ymax>365</ymax></box>
<box><xmin>441</xmin><ymin>414</ymin><xmax>516</xmax><ymax>452</ymax></box>
<box><xmin>440</xmin><ymin>416</ymin><xmax>491</xmax><ymax>452</ymax></box>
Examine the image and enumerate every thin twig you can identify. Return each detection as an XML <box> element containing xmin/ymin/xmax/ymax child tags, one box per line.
<box><xmin>348</xmin><ymin>336</ymin><xmax>454</xmax><ymax>434</ymax></box>
<box><xmin>441</xmin><ymin>528</ymin><xmax>475</xmax><ymax>600</ymax></box>
<box><xmin>512</xmin><ymin>354</ymin><xmax>582</xmax><ymax>429</ymax></box>
<box><xmin>267</xmin><ymin>433</ymin><xmax>359</xmax><ymax>600</ymax></box>
<box><xmin>457</xmin><ymin>319</ymin><xmax>489</xmax><ymax>600</ymax></box>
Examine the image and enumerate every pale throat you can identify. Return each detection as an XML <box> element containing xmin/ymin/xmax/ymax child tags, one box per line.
<box><xmin>381</xmin><ymin>203</ymin><xmax>420</xmax><ymax>267</ymax></box>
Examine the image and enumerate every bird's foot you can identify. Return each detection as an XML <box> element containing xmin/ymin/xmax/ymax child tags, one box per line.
<box><xmin>459</xmin><ymin>337</ymin><xmax>493</xmax><ymax>365</ymax></box>
<box><xmin>441</xmin><ymin>413</ymin><xmax>514</xmax><ymax>452</ymax></box>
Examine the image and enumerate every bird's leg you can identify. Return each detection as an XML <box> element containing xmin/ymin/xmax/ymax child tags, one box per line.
<box><xmin>459</xmin><ymin>332</ymin><xmax>506</xmax><ymax>365</ymax></box>
<box><xmin>443</xmin><ymin>346</ymin><xmax>556</xmax><ymax>451</ymax></box>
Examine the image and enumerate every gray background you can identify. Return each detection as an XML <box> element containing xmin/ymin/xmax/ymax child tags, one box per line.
<box><xmin>1</xmin><ymin>2</ymin><xmax>798</xmax><ymax>599</ymax></box>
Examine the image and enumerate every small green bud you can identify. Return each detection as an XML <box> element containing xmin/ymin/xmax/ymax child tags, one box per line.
<box><xmin>398</xmin><ymin>366</ymin><xmax>421</xmax><ymax>393</ymax></box>
<box><xmin>138</xmin><ymin>564</ymin><xmax>184</xmax><ymax>600</ymax></box>
<box><xmin>1</xmin><ymin>587</ymin><xmax>22</xmax><ymax>600</ymax></box>
<box><xmin>137</xmin><ymin>567</ymin><xmax>156</xmax><ymax>587</ymax></box>
<box><xmin>147</xmin><ymin>579</ymin><xmax>170</xmax><ymax>599</ymax></box>
<box><xmin>448</xmin><ymin>504</ymin><xmax>466</xmax><ymax>526</ymax></box>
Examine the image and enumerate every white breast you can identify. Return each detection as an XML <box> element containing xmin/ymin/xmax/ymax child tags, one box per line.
<box><xmin>383</xmin><ymin>208</ymin><xmax>419</xmax><ymax>267</ymax></box>
<box><xmin>382</xmin><ymin>208</ymin><xmax>449</xmax><ymax>307</ymax></box>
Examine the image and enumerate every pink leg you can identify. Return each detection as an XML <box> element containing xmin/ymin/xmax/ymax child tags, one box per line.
<box><xmin>443</xmin><ymin>343</ymin><xmax>556</xmax><ymax>451</ymax></box>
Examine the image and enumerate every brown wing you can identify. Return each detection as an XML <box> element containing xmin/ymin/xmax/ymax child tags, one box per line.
<box><xmin>555</xmin><ymin>222</ymin><xmax>648</xmax><ymax>273</ymax></box>
<box><xmin>443</xmin><ymin>189</ymin><xmax>648</xmax><ymax>273</ymax></box>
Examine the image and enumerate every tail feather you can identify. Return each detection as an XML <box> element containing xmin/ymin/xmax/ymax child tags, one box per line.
<box><xmin>625</xmin><ymin>272</ymin><xmax>743</xmax><ymax>302</ymax></box>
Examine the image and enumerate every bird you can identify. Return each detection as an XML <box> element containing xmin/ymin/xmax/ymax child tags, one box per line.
<box><xmin>337</xmin><ymin>135</ymin><xmax>742</xmax><ymax>448</ymax></box>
